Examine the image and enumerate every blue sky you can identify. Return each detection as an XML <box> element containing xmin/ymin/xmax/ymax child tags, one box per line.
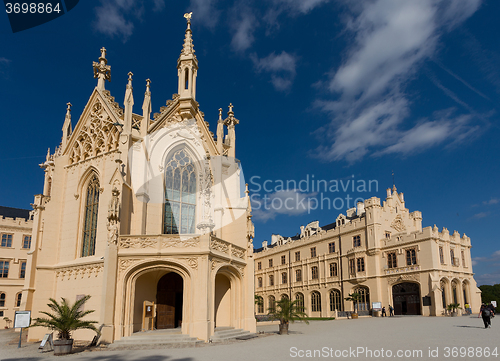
<box><xmin>1</xmin><ymin>0</ymin><xmax>499</xmax><ymax>285</ymax></box>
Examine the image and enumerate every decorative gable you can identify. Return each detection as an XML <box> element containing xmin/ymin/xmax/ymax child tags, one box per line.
<box><xmin>68</xmin><ymin>100</ymin><xmax>119</xmax><ymax>164</ymax></box>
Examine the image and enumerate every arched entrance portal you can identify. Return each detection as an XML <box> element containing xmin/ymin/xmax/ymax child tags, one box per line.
<box><xmin>392</xmin><ymin>282</ymin><xmax>421</xmax><ymax>315</ymax></box>
<box><xmin>156</xmin><ymin>272</ymin><xmax>183</xmax><ymax>329</ymax></box>
<box><xmin>214</xmin><ymin>273</ymin><xmax>231</xmax><ymax>328</ymax></box>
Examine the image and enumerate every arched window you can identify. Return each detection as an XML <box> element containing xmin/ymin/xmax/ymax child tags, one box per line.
<box><xmin>184</xmin><ymin>68</ymin><xmax>189</xmax><ymax>90</ymax></box>
<box><xmin>0</xmin><ymin>292</ymin><xmax>5</xmax><ymax>307</ymax></box>
<box><xmin>163</xmin><ymin>149</ymin><xmax>197</xmax><ymax>234</ymax></box>
<box><xmin>295</xmin><ymin>293</ymin><xmax>304</xmax><ymax>312</ymax></box>
<box><xmin>452</xmin><ymin>282</ymin><xmax>458</xmax><ymax>304</ymax></box>
<box><xmin>15</xmin><ymin>292</ymin><xmax>21</xmax><ymax>307</ymax></box>
<box><xmin>354</xmin><ymin>287</ymin><xmax>370</xmax><ymax>311</ymax></box>
<box><xmin>440</xmin><ymin>280</ymin><xmax>447</xmax><ymax>308</ymax></box>
<box><xmin>268</xmin><ymin>296</ymin><xmax>276</xmax><ymax>313</ymax></box>
<box><xmin>256</xmin><ymin>296</ymin><xmax>264</xmax><ymax>314</ymax></box>
<box><xmin>281</xmin><ymin>294</ymin><xmax>289</xmax><ymax>301</ymax></box>
<box><xmin>311</xmin><ymin>291</ymin><xmax>321</xmax><ymax>312</ymax></box>
<box><xmin>82</xmin><ymin>175</ymin><xmax>99</xmax><ymax>257</ymax></box>
<box><xmin>330</xmin><ymin>289</ymin><xmax>341</xmax><ymax>311</ymax></box>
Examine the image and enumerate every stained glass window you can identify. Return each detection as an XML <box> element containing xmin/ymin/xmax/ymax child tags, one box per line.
<box><xmin>163</xmin><ymin>149</ymin><xmax>197</xmax><ymax>234</ymax></box>
<box><xmin>82</xmin><ymin>175</ymin><xmax>99</xmax><ymax>257</ymax></box>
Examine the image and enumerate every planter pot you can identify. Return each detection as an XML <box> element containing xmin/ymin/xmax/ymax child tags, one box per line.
<box><xmin>54</xmin><ymin>339</ymin><xmax>73</xmax><ymax>355</ymax></box>
<box><xmin>450</xmin><ymin>312</ymin><xmax>457</xmax><ymax>317</ymax></box>
<box><xmin>351</xmin><ymin>313</ymin><xmax>359</xmax><ymax>319</ymax></box>
<box><xmin>279</xmin><ymin>323</ymin><xmax>289</xmax><ymax>335</ymax></box>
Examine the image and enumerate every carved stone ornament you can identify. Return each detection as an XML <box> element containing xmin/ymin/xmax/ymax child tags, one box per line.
<box><xmin>161</xmin><ymin>238</ymin><xmax>199</xmax><ymax>248</ymax></box>
<box><xmin>391</xmin><ymin>215</ymin><xmax>406</xmax><ymax>233</ymax></box>
<box><xmin>387</xmin><ymin>273</ymin><xmax>420</xmax><ymax>285</ymax></box>
<box><xmin>106</xmin><ymin>187</ymin><xmax>121</xmax><ymax>246</ymax></box>
<box><xmin>56</xmin><ymin>264</ymin><xmax>104</xmax><ymax>281</ymax></box>
<box><xmin>119</xmin><ymin>258</ymin><xmax>141</xmax><ymax>274</ymax></box>
<box><xmin>180</xmin><ymin>258</ymin><xmax>198</xmax><ymax>269</ymax></box>
<box><xmin>119</xmin><ymin>237</ymin><xmax>157</xmax><ymax>249</ymax></box>
<box><xmin>197</xmin><ymin>156</ymin><xmax>215</xmax><ymax>233</ymax></box>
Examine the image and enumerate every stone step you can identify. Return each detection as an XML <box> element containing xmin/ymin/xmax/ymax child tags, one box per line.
<box><xmin>211</xmin><ymin>328</ymin><xmax>254</xmax><ymax>341</ymax></box>
<box><xmin>109</xmin><ymin>330</ymin><xmax>202</xmax><ymax>349</ymax></box>
<box><xmin>213</xmin><ymin>328</ymin><xmax>246</xmax><ymax>337</ymax></box>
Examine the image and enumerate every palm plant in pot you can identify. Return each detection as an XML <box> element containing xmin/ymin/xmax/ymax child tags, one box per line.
<box><xmin>446</xmin><ymin>303</ymin><xmax>462</xmax><ymax>317</ymax></box>
<box><xmin>3</xmin><ymin>316</ymin><xmax>12</xmax><ymax>329</ymax></box>
<box><xmin>268</xmin><ymin>298</ymin><xmax>309</xmax><ymax>335</ymax></box>
<box><xmin>30</xmin><ymin>295</ymin><xmax>99</xmax><ymax>355</ymax></box>
<box><xmin>344</xmin><ymin>292</ymin><xmax>361</xmax><ymax>319</ymax></box>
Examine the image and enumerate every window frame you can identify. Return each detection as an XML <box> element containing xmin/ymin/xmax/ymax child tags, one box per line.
<box><xmin>0</xmin><ymin>292</ymin><xmax>5</xmax><ymax>307</ymax></box>
<box><xmin>406</xmin><ymin>249</ymin><xmax>417</xmax><ymax>266</ymax></box>
<box><xmin>311</xmin><ymin>266</ymin><xmax>318</xmax><ymax>280</ymax></box>
<box><xmin>282</xmin><ymin>272</ymin><xmax>287</xmax><ymax>284</ymax></box>
<box><xmin>1</xmin><ymin>234</ymin><xmax>13</xmax><ymax>248</ymax></box>
<box><xmin>15</xmin><ymin>292</ymin><xmax>22</xmax><ymax>308</ymax></box>
<box><xmin>353</xmin><ymin>235</ymin><xmax>361</xmax><ymax>247</ymax></box>
<box><xmin>295</xmin><ymin>251</ymin><xmax>300</xmax><ymax>261</ymax></box>
<box><xmin>19</xmin><ymin>261</ymin><xmax>26</xmax><ymax>279</ymax></box>
<box><xmin>356</xmin><ymin>257</ymin><xmax>365</xmax><ymax>272</ymax></box>
<box><xmin>311</xmin><ymin>291</ymin><xmax>321</xmax><ymax>312</ymax></box>
<box><xmin>22</xmin><ymin>235</ymin><xmax>31</xmax><ymax>249</ymax></box>
<box><xmin>387</xmin><ymin>252</ymin><xmax>397</xmax><ymax>269</ymax></box>
<box><xmin>328</xmin><ymin>242</ymin><xmax>335</xmax><ymax>253</ymax></box>
<box><xmin>0</xmin><ymin>260</ymin><xmax>9</xmax><ymax>278</ymax></box>
<box><xmin>281</xmin><ymin>255</ymin><xmax>286</xmax><ymax>265</ymax></box>
<box><xmin>310</xmin><ymin>247</ymin><xmax>316</xmax><ymax>258</ymax></box>
<box><xmin>269</xmin><ymin>259</ymin><xmax>273</xmax><ymax>268</ymax></box>
<box><xmin>269</xmin><ymin>274</ymin><xmax>274</xmax><ymax>286</ymax></box>
<box><xmin>296</xmin><ymin>269</ymin><xmax>302</xmax><ymax>282</ymax></box>
<box><xmin>330</xmin><ymin>262</ymin><xmax>338</xmax><ymax>277</ymax></box>
<box><xmin>81</xmin><ymin>174</ymin><xmax>100</xmax><ymax>257</ymax></box>
<box><xmin>439</xmin><ymin>246</ymin><xmax>445</xmax><ymax>264</ymax></box>
<box><xmin>257</xmin><ymin>262</ymin><xmax>261</xmax><ymax>270</ymax></box>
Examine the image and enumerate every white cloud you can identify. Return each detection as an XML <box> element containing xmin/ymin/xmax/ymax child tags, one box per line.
<box><xmin>469</xmin><ymin>212</ymin><xmax>489</xmax><ymax>220</ymax></box>
<box><xmin>483</xmin><ymin>198</ymin><xmax>500</xmax><ymax>205</ymax></box>
<box><xmin>188</xmin><ymin>0</ymin><xmax>219</xmax><ymax>29</ymax></box>
<box><xmin>251</xmin><ymin>51</ymin><xmax>297</xmax><ymax>91</ymax></box>
<box><xmin>230</xmin><ymin>7</ymin><xmax>257</xmax><ymax>52</ymax></box>
<box><xmin>252</xmin><ymin>190</ymin><xmax>317</xmax><ymax>222</ymax></box>
<box><xmin>93</xmin><ymin>0</ymin><xmax>165</xmax><ymax>42</ymax></box>
<box><xmin>314</xmin><ymin>0</ymin><xmax>482</xmax><ymax>162</ymax></box>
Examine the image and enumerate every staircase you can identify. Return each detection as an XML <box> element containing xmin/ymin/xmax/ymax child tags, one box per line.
<box><xmin>108</xmin><ymin>329</ymin><xmax>202</xmax><ymax>349</ymax></box>
<box><xmin>210</xmin><ymin>327</ymin><xmax>257</xmax><ymax>342</ymax></box>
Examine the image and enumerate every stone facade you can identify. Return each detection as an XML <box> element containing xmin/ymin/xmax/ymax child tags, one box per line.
<box><xmin>254</xmin><ymin>186</ymin><xmax>481</xmax><ymax>318</ymax></box>
<box><xmin>24</xmin><ymin>15</ymin><xmax>256</xmax><ymax>343</ymax></box>
<box><xmin>0</xmin><ymin>206</ymin><xmax>33</xmax><ymax>325</ymax></box>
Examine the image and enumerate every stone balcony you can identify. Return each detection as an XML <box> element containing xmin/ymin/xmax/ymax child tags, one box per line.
<box><xmin>384</xmin><ymin>265</ymin><xmax>420</xmax><ymax>275</ymax></box>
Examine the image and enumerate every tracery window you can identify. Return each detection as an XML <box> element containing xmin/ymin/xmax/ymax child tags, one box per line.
<box><xmin>406</xmin><ymin>249</ymin><xmax>417</xmax><ymax>265</ymax></box>
<box><xmin>356</xmin><ymin>258</ymin><xmax>365</xmax><ymax>272</ymax></box>
<box><xmin>163</xmin><ymin>149</ymin><xmax>197</xmax><ymax>234</ymax></box>
<box><xmin>330</xmin><ymin>289</ymin><xmax>341</xmax><ymax>311</ymax></box>
<box><xmin>354</xmin><ymin>287</ymin><xmax>370</xmax><ymax>311</ymax></box>
<box><xmin>82</xmin><ymin>175</ymin><xmax>99</xmax><ymax>257</ymax></box>
<box><xmin>387</xmin><ymin>252</ymin><xmax>397</xmax><ymax>268</ymax></box>
<box><xmin>439</xmin><ymin>247</ymin><xmax>444</xmax><ymax>264</ymax></box>
<box><xmin>311</xmin><ymin>291</ymin><xmax>321</xmax><ymax>312</ymax></box>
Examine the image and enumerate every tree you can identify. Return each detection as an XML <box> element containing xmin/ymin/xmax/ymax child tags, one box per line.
<box><xmin>345</xmin><ymin>292</ymin><xmax>362</xmax><ymax>314</ymax></box>
<box><xmin>479</xmin><ymin>284</ymin><xmax>500</xmax><ymax>313</ymax></box>
<box><xmin>268</xmin><ymin>298</ymin><xmax>309</xmax><ymax>335</ymax></box>
<box><xmin>30</xmin><ymin>295</ymin><xmax>99</xmax><ymax>340</ymax></box>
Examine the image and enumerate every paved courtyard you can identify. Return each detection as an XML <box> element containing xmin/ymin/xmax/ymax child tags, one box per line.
<box><xmin>1</xmin><ymin>315</ymin><xmax>497</xmax><ymax>360</ymax></box>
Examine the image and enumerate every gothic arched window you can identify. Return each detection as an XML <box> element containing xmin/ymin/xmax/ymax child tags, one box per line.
<box><xmin>82</xmin><ymin>175</ymin><xmax>99</xmax><ymax>257</ymax></box>
<box><xmin>295</xmin><ymin>293</ymin><xmax>304</xmax><ymax>312</ymax></box>
<box><xmin>163</xmin><ymin>149</ymin><xmax>197</xmax><ymax>234</ymax></box>
<box><xmin>330</xmin><ymin>289</ymin><xmax>342</xmax><ymax>311</ymax></box>
<box><xmin>311</xmin><ymin>291</ymin><xmax>321</xmax><ymax>312</ymax></box>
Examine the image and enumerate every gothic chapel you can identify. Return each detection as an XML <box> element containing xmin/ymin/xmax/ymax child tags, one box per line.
<box><xmin>23</xmin><ymin>14</ymin><xmax>256</xmax><ymax>343</ymax></box>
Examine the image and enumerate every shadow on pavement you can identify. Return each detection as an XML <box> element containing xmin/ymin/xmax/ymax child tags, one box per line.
<box><xmin>455</xmin><ymin>325</ymin><xmax>485</xmax><ymax>329</ymax></box>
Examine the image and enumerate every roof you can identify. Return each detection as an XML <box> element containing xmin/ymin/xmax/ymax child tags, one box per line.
<box><xmin>0</xmin><ymin>206</ymin><xmax>32</xmax><ymax>221</ymax></box>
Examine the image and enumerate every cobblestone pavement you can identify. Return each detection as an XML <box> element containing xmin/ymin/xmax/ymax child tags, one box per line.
<box><xmin>0</xmin><ymin>315</ymin><xmax>497</xmax><ymax>360</ymax></box>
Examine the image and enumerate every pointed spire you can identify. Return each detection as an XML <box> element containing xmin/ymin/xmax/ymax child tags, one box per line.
<box><xmin>46</xmin><ymin>148</ymin><xmax>50</xmax><ymax>162</ymax></box>
<box><xmin>93</xmin><ymin>47</ymin><xmax>111</xmax><ymax>90</ymax></box>
<box><xmin>123</xmin><ymin>72</ymin><xmax>134</xmax><ymax>135</ymax></box>
<box><xmin>178</xmin><ymin>13</ymin><xmax>198</xmax><ymax>102</ymax></box>
<box><xmin>216</xmin><ymin>108</ymin><xmax>224</xmax><ymax>154</ymax></box>
<box><xmin>61</xmin><ymin>102</ymin><xmax>73</xmax><ymax>151</ymax></box>
<box><xmin>141</xmin><ymin>79</ymin><xmax>152</xmax><ymax>137</ymax></box>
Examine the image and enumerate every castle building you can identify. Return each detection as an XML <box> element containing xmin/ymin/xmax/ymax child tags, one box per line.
<box><xmin>0</xmin><ymin>206</ymin><xmax>33</xmax><ymax>325</ymax></box>
<box><xmin>23</xmin><ymin>14</ymin><xmax>256</xmax><ymax>343</ymax></box>
<box><xmin>254</xmin><ymin>186</ymin><xmax>481</xmax><ymax>317</ymax></box>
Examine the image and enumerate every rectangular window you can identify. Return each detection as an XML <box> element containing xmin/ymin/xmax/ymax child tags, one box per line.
<box><xmin>450</xmin><ymin>249</ymin><xmax>455</xmax><ymax>266</ymax></box>
<box><xmin>258</xmin><ymin>277</ymin><xmax>262</xmax><ymax>288</ymax></box>
<box><xmin>385</xmin><ymin>232</ymin><xmax>391</xmax><ymax>239</ymax></box>
<box><xmin>22</xmin><ymin>235</ymin><xmax>31</xmax><ymax>249</ymax></box>
<box><xmin>0</xmin><ymin>293</ymin><xmax>5</xmax><ymax>307</ymax></box>
<box><xmin>257</xmin><ymin>262</ymin><xmax>261</xmax><ymax>270</ymax></box>
<box><xmin>0</xmin><ymin>311</ymin><xmax>3</xmax><ymax>317</ymax></box>
<box><xmin>282</xmin><ymin>272</ymin><xmax>287</xmax><ymax>284</ymax></box>
<box><xmin>19</xmin><ymin>261</ymin><xmax>26</xmax><ymax>279</ymax></box>
<box><xmin>330</xmin><ymin>263</ymin><xmax>338</xmax><ymax>277</ymax></box>
<box><xmin>311</xmin><ymin>266</ymin><xmax>318</xmax><ymax>279</ymax></box>
<box><xmin>269</xmin><ymin>275</ymin><xmax>274</xmax><ymax>286</ymax></box>
<box><xmin>269</xmin><ymin>259</ymin><xmax>273</xmax><ymax>268</ymax></box>
<box><xmin>406</xmin><ymin>249</ymin><xmax>417</xmax><ymax>266</ymax></box>
<box><xmin>461</xmin><ymin>250</ymin><xmax>466</xmax><ymax>267</ymax></box>
<box><xmin>1</xmin><ymin>234</ymin><xmax>13</xmax><ymax>248</ymax></box>
<box><xmin>353</xmin><ymin>235</ymin><xmax>361</xmax><ymax>247</ymax></box>
<box><xmin>387</xmin><ymin>252</ymin><xmax>397</xmax><ymax>269</ymax></box>
<box><xmin>0</xmin><ymin>261</ymin><xmax>9</xmax><ymax>278</ymax></box>
<box><xmin>349</xmin><ymin>259</ymin><xmax>355</xmax><ymax>275</ymax></box>
<box><xmin>357</xmin><ymin>258</ymin><xmax>365</xmax><ymax>272</ymax></box>
<box><xmin>328</xmin><ymin>242</ymin><xmax>335</xmax><ymax>253</ymax></box>
<box><xmin>310</xmin><ymin>247</ymin><xmax>316</xmax><ymax>258</ymax></box>
<box><xmin>296</xmin><ymin>269</ymin><xmax>302</xmax><ymax>282</ymax></box>
<box><xmin>281</xmin><ymin>255</ymin><xmax>286</xmax><ymax>265</ymax></box>
<box><xmin>439</xmin><ymin>247</ymin><xmax>444</xmax><ymax>264</ymax></box>
<box><xmin>295</xmin><ymin>251</ymin><xmax>300</xmax><ymax>261</ymax></box>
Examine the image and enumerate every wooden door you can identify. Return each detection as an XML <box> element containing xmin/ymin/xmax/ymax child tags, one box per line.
<box><xmin>156</xmin><ymin>272</ymin><xmax>183</xmax><ymax>329</ymax></box>
<box><xmin>157</xmin><ymin>291</ymin><xmax>175</xmax><ymax>329</ymax></box>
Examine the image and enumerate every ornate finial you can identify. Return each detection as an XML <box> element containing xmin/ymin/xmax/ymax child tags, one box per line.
<box><xmin>184</xmin><ymin>12</ymin><xmax>192</xmax><ymax>22</ymax></box>
<box><xmin>93</xmin><ymin>47</ymin><xmax>111</xmax><ymax>90</ymax></box>
<box><xmin>218</xmin><ymin>108</ymin><xmax>223</xmax><ymax>121</ymax></box>
<box><xmin>145</xmin><ymin>78</ymin><xmax>151</xmax><ymax>94</ymax></box>
<box><xmin>127</xmin><ymin>72</ymin><xmax>133</xmax><ymax>89</ymax></box>
<box><xmin>66</xmin><ymin>102</ymin><xmax>72</xmax><ymax>112</ymax></box>
<box><xmin>245</xmin><ymin>183</ymin><xmax>249</xmax><ymax>195</ymax></box>
<box><xmin>181</xmin><ymin>13</ymin><xmax>195</xmax><ymax>56</ymax></box>
<box><xmin>228</xmin><ymin>103</ymin><xmax>234</xmax><ymax>114</ymax></box>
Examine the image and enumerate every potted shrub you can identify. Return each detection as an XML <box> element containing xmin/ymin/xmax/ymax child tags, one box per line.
<box><xmin>30</xmin><ymin>295</ymin><xmax>99</xmax><ymax>355</ymax></box>
<box><xmin>3</xmin><ymin>317</ymin><xmax>11</xmax><ymax>329</ymax></box>
<box><xmin>345</xmin><ymin>292</ymin><xmax>361</xmax><ymax>319</ymax></box>
<box><xmin>268</xmin><ymin>298</ymin><xmax>309</xmax><ymax>335</ymax></box>
<box><xmin>447</xmin><ymin>303</ymin><xmax>462</xmax><ymax>317</ymax></box>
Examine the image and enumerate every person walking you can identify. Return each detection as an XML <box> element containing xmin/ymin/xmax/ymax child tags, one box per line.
<box><xmin>389</xmin><ymin>305</ymin><xmax>394</xmax><ymax>317</ymax></box>
<box><xmin>480</xmin><ymin>303</ymin><xmax>493</xmax><ymax>328</ymax></box>
<box><xmin>382</xmin><ymin>306</ymin><xmax>387</xmax><ymax>317</ymax></box>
